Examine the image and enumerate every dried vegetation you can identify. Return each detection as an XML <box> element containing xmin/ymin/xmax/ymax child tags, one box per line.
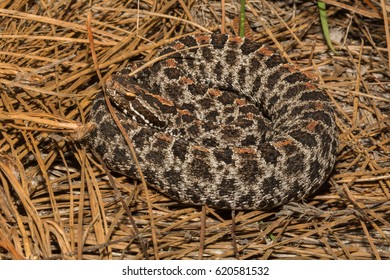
<box><xmin>0</xmin><ymin>0</ymin><xmax>389</xmax><ymax>259</ymax></box>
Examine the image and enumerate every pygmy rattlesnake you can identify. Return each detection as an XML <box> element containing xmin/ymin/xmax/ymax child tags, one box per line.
<box><xmin>86</xmin><ymin>33</ymin><xmax>338</xmax><ymax>210</ymax></box>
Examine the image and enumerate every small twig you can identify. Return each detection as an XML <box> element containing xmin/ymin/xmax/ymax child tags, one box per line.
<box><xmin>198</xmin><ymin>206</ymin><xmax>206</xmax><ymax>260</ymax></box>
<box><xmin>231</xmin><ymin>210</ymin><xmax>240</xmax><ymax>259</ymax></box>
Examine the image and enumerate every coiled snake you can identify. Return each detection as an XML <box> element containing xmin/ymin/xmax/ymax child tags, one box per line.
<box><xmin>86</xmin><ymin>34</ymin><xmax>338</xmax><ymax>210</ymax></box>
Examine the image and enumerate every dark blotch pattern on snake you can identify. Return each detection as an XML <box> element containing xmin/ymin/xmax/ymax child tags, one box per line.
<box><xmin>86</xmin><ymin>34</ymin><xmax>338</xmax><ymax>210</ymax></box>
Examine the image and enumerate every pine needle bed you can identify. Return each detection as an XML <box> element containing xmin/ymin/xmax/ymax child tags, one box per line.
<box><xmin>0</xmin><ymin>0</ymin><xmax>389</xmax><ymax>260</ymax></box>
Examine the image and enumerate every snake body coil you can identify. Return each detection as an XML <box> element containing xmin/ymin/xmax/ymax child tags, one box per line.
<box><xmin>87</xmin><ymin>34</ymin><xmax>338</xmax><ymax>210</ymax></box>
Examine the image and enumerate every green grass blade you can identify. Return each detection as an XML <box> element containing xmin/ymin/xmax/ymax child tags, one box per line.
<box><xmin>318</xmin><ymin>1</ymin><xmax>338</xmax><ymax>54</ymax></box>
<box><xmin>240</xmin><ymin>0</ymin><xmax>246</xmax><ymax>37</ymax></box>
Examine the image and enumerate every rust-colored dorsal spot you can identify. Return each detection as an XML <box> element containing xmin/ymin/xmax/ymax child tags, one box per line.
<box><xmin>166</xmin><ymin>58</ymin><xmax>177</xmax><ymax>68</ymax></box>
<box><xmin>283</xmin><ymin>63</ymin><xmax>298</xmax><ymax>73</ymax></box>
<box><xmin>302</xmin><ymin>70</ymin><xmax>318</xmax><ymax>80</ymax></box>
<box><xmin>195</xmin><ymin>34</ymin><xmax>211</xmax><ymax>44</ymax></box>
<box><xmin>246</xmin><ymin>112</ymin><xmax>254</xmax><ymax>120</ymax></box>
<box><xmin>274</xmin><ymin>139</ymin><xmax>293</xmax><ymax>148</ymax></box>
<box><xmin>314</xmin><ymin>102</ymin><xmax>324</xmax><ymax>110</ymax></box>
<box><xmin>305</xmin><ymin>81</ymin><xmax>317</xmax><ymax>90</ymax></box>
<box><xmin>228</xmin><ymin>36</ymin><xmax>244</xmax><ymax>44</ymax></box>
<box><xmin>180</xmin><ymin>76</ymin><xmax>194</xmax><ymax>85</ymax></box>
<box><xmin>307</xmin><ymin>120</ymin><xmax>319</xmax><ymax>131</ymax></box>
<box><xmin>258</xmin><ymin>46</ymin><xmax>274</xmax><ymax>56</ymax></box>
<box><xmin>234</xmin><ymin>147</ymin><xmax>257</xmax><ymax>155</ymax></box>
<box><xmin>158</xmin><ymin>133</ymin><xmax>173</xmax><ymax>143</ymax></box>
<box><xmin>173</xmin><ymin>42</ymin><xmax>185</xmax><ymax>50</ymax></box>
<box><xmin>177</xmin><ymin>109</ymin><xmax>192</xmax><ymax>116</ymax></box>
<box><xmin>232</xmin><ymin>16</ymin><xmax>253</xmax><ymax>39</ymax></box>
<box><xmin>150</xmin><ymin>93</ymin><xmax>174</xmax><ymax>107</ymax></box>
<box><xmin>207</xmin><ymin>88</ymin><xmax>222</xmax><ymax>97</ymax></box>
<box><xmin>192</xmin><ymin>145</ymin><xmax>210</xmax><ymax>153</ymax></box>
<box><xmin>235</xmin><ymin>98</ymin><xmax>247</xmax><ymax>106</ymax></box>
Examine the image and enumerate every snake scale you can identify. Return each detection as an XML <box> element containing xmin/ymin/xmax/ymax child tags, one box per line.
<box><xmin>86</xmin><ymin>33</ymin><xmax>338</xmax><ymax>210</ymax></box>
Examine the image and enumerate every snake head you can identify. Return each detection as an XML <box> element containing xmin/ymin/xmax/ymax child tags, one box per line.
<box><xmin>105</xmin><ymin>73</ymin><xmax>178</xmax><ymax>129</ymax></box>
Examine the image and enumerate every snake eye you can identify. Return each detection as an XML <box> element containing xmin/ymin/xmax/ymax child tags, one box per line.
<box><xmin>123</xmin><ymin>91</ymin><xmax>136</xmax><ymax>100</ymax></box>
